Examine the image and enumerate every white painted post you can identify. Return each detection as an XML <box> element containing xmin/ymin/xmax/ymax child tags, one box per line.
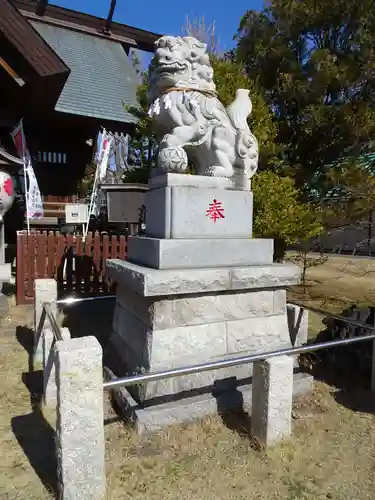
<box><xmin>34</xmin><ymin>278</ymin><xmax>57</xmax><ymax>365</ymax></box>
<box><xmin>55</xmin><ymin>336</ymin><xmax>105</xmax><ymax>500</ymax></box>
<box><xmin>251</xmin><ymin>355</ymin><xmax>294</xmax><ymax>448</ymax></box>
<box><xmin>43</xmin><ymin>327</ymin><xmax>71</xmax><ymax>406</ymax></box>
<box><xmin>287</xmin><ymin>304</ymin><xmax>309</xmax><ymax>369</ymax></box>
<box><xmin>287</xmin><ymin>304</ymin><xmax>309</xmax><ymax>347</ymax></box>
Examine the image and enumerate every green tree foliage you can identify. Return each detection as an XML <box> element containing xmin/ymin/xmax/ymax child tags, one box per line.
<box><xmin>252</xmin><ymin>171</ymin><xmax>323</xmax><ymax>260</ymax></box>
<box><xmin>235</xmin><ymin>0</ymin><xmax>375</xmax><ymax>197</ymax></box>
<box><xmin>314</xmin><ymin>161</ymin><xmax>375</xmax><ymax>228</ymax></box>
<box><xmin>211</xmin><ymin>57</ymin><xmax>279</xmax><ymax>167</ymax></box>
<box><xmin>76</xmin><ymin>163</ymin><xmax>96</xmax><ymax>200</ymax></box>
<box><xmin>123</xmin><ymin>74</ymin><xmax>154</xmax><ymax>183</ymax></box>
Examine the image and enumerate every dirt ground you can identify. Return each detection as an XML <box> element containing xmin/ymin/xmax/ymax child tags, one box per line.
<box><xmin>1</xmin><ymin>255</ymin><xmax>375</xmax><ymax>499</ymax></box>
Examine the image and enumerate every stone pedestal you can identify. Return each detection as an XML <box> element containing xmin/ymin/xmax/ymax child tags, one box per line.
<box><xmin>105</xmin><ymin>174</ymin><xmax>311</xmax><ymax>429</ymax></box>
<box><xmin>0</xmin><ymin>262</ymin><xmax>11</xmax><ymax>319</ymax></box>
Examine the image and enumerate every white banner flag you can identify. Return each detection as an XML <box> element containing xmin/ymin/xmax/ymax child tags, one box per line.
<box><xmin>11</xmin><ymin>120</ymin><xmax>44</xmax><ymax>220</ymax></box>
<box><xmin>24</xmin><ymin>155</ymin><xmax>44</xmax><ymax>219</ymax></box>
<box><xmin>98</xmin><ymin>135</ymin><xmax>113</xmax><ymax>183</ymax></box>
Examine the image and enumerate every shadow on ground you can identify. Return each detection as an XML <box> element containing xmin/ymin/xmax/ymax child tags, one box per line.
<box><xmin>16</xmin><ymin>325</ymin><xmax>34</xmax><ymax>373</ymax></box>
<box><xmin>298</xmin><ymin>303</ymin><xmax>375</xmax><ymax>417</ymax></box>
<box><xmin>11</xmin><ymin>324</ymin><xmax>57</xmax><ymax>495</ymax></box>
<box><xmin>333</xmin><ymin>387</ymin><xmax>375</xmax><ymax>413</ymax></box>
<box><xmin>300</xmin><ymin>334</ymin><xmax>374</xmax><ymax>417</ymax></box>
<box><xmin>214</xmin><ymin>378</ymin><xmax>254</xmax><ymax>441</ymax></box>
<box><xmin>2</xmin><ymin>282</ymin><xmax>16</xmax><ymax>297</ymax></box>
<box><xmin>305</xmin><ymin>362</ymin><xmax>375</xmax><ymax>414</ymax></box>
<box><xmin>219</xmin><ymin>408</ymin><xmax>252</xmax><ymax>438</ymax></box>
<box><xmin>11</xmin><ymin>410</ymin><xmax>57</xmax><ymax>495</ymax></box>
<box><xmin>60</xmin><ymin>297</ymin><xmax>115</xmax><ymax>348</ymax></box>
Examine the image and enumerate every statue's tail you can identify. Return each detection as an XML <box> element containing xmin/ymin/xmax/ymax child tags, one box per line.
<box><xmin>234</xmin><ymin>129</ymin><xmax>259</xmax><ymax>190</ymax></box>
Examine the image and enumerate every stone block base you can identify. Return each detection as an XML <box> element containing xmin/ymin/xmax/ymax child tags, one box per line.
<box><xmin>127</xmin><ymin>236</ymin><xmax>273</xmax><ymax>269</ymax></box>
<box><xmin>105</xmin><ymin>260</ymin><xmax>300</xmax><ymax>297</ymax></box>
<box><xmin>145</xmin><ymin>184</ymin><xmax>253</xmax><ymax>239</ymax></box>
<box><xmin>107</xmin><ymin>370</ymin><xmax>313</xmax><ymax>434</ymax></box>
<box><xmin>107</xmin><ymin>280</ymin><xmax>298</xmax><ymax>403</ymax></box>
<box><xmin>105</xmin><ymin>259</ymin><xmax>303</xmax><ymax>409</ymax></box>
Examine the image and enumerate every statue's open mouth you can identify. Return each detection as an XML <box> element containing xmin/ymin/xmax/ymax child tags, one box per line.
<box><xmin>156</xmin><ymin>61</ymin><xmax>187</xmax><ymax>73</ymax></box>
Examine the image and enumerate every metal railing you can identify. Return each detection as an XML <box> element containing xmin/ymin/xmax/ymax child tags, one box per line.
<box><xmin>56</xmin><ymin>295</ymin><xmax>115</xmax><ymax>305</ymax></box>
<box><xmin>103</xmin><ymin>330</ymin><xmax>375</xmax><ymax>390</ymax></box>
<box><xmin>103</xmin><ymin>301</ymin><xmax>375</xmax><ymax>391</ymax></box>
<box><xmin>38</xmin><ymin>294</ymin><xmax>375</xmax><ymax>393</ymax></box>
<box><xmin>289</xmin><ymin>301</ymin><xmax>372</xmax><ymax>330</ymax></box>
<box><xmin>35</xmin><ymin>302</ymin><xmax>63</xmax><ymax>349</ymax></box>
<box><xmin>35</xmin><ymin>296</ymin><xmax>115</xmax><ymax>353</ymax></box>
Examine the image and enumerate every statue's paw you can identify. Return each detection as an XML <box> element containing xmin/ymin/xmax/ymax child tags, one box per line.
<box><xmin>157</xmin><ymin>146</ymin><xmax>188</xmax><ymax>173</ymax></box>
<box><xmin>206</xmin><ymin>165</ymin><xmax>232</xmax><ymax>178</ymax></box>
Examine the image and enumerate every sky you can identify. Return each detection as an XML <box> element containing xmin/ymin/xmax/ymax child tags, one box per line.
<box><xmin>50</xmin><ymin>0</ymin><xmax>264</xmax><ymax>55</ymax></box>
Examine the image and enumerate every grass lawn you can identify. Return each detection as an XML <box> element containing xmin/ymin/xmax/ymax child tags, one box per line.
<box><xmin>287</xmin><ymin>253</ymin><xmax>375</xmax><ymax>337</ymax></box>
<box><xmin>1</xmin><ymin>255</ymin><xmax>375</xmax><ymax>499</ymax></box>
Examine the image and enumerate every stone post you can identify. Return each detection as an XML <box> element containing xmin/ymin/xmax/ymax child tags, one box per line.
<box><xmin>34</xmin><ymin>278</ymin><xmax>57</xmax><ymax>365</ymax></box>
<box><xmin>0</xmin><ymin>222</ymin><xmax>11</xmax><ymax>318</ymax></box>
<box><xmin>251</xmin><ymin>355</ymin><xmax>294</xmax><ymax>448</ymax></box>
<box><xmin>43</xmin><ymin>327</ymin><xmax>71</xmax><ymax>406</ymax></box>
<box><xmin>371</xmin><ymin>340</ymin><xmax>375</xmax><ymax>393</ymax></box>
<box><xmin>55</xmin><ymin>336</ymin><xmax>105</xmax><ymax>500</ymax></box>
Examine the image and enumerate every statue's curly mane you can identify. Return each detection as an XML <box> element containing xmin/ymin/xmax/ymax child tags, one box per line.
<box><xmin>148</xmin><ymin>36</ymin><xmax>216</xmax><ymax>102</ymax></box>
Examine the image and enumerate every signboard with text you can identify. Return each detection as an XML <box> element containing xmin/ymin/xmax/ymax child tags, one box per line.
<box><xmin>106</xmin><ymin>189</ymin><xmax>146</xmax><ymax>223</ymax></box>
<box><xmin>65</xmin><ymin>203</ymin><xmax>89</xmax><ymax>224</ymax></box>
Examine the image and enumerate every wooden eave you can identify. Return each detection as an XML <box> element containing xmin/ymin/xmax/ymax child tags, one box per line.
<box><xmin>0</xmin><ymin>0</ymin><xmax>70</xmax><ymax>79</ymax></box>
<box><xmin>12</xmin><ymin>0</ymin><xmax>161</xmax><ymax>52</ymax></box>
<box><xmin>21</xmin><ymin>10</ymin><xmax>137</xmax><ymax>46</ymax></box>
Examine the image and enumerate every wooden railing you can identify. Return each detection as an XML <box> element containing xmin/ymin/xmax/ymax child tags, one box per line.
<box><xmin>16</xmin><ymin>230</ymin><xmax>127</xmax><ymax>304</ymax></box>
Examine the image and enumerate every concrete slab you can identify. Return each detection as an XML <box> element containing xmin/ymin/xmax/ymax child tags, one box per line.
<box><xmin>145</xmin><ymin>186</ymin><xmax>253</xmax><ymax>239</ymax></box>
<box><xmin>106</xmin><ymin>370</ymin><xmax>313</xmax><ymax>434</ymax></box>
<box><xmin>149</xmin><ymin>173</ymin><xmax>234</xmax><ymax>190</ymax></box>
<box><xmin>105</xmin><ymin>259</ymin><xmax>301</xmax><ymax>297</ymax></box>
<box><xmin>127</xmin><ymin>236</ymin><xmax>274</xmax><ymax>269</ymax></box>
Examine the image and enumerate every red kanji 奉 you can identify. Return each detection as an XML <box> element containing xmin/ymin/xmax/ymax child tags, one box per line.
<box><xmin>206</xmin><ymin>199</ymin><xmax>225</xmax><ymax>223</ymax></box>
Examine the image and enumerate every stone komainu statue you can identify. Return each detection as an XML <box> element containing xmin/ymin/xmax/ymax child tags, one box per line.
<box><xmin>148</xmin><ymin>36</ymin><xmax>259</xmax><ymax>190</ymax></box>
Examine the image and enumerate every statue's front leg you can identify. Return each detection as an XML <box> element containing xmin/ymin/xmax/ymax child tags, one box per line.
<box><xmin>160</xmin><ymin>123</ymin><xmax>205</xmax><ymax>149</ymax></box>
<box><xmin>157</xmin><ymin>126</ymin><xmax>195</xmax><ymax>174</ymax></box>
<box><xmin>157</xmin><ymin>123</ymin><xmax>208</xmax><ymax>173</ymax></box>
<box><xmin>204</xmin><ymin>127</ymin><xmax>234</xmax><ymax>178</ymax></box>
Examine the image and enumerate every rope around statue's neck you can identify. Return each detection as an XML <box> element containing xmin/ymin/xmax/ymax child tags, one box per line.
<box><xmin>160</xmin><ymin>87</ymin><xmax>218</xmax><ymax>98</ymax></box>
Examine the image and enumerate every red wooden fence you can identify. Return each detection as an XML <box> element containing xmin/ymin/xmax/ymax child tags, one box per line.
<box><xmin>16</xmin><ymin>231</ymin><xmax>127</xmax><ymax>305</ymax></box>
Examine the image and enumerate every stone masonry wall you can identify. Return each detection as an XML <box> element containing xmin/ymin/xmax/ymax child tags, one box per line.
<box><xmin>109</xmin><ymin>286</ymin><xmax>292</xmax><ymax>402</ymax></box>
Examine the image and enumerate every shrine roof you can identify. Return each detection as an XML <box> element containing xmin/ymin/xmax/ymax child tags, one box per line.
<box><xmin>31</xmin><ymin>20</ymin><xmax>140</xmax><ymax>124</ymax></box>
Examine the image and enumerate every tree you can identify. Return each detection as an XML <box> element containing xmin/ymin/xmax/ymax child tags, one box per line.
<box><xmin>235</xmin><ymin>0</ymin><xmax>375</xmax><ymax>197</ymax></box>
<box><xmin>252</xmin><ymin>171</ymin><xmax>323</xmax><ymax>261</ymax></box>
<box><xmin>123</xmin><ymin>72</ymin><xmax>156</xmax><ymax>183</ymax></box>
<box><xmin>313</xmin><ymin>161</ymin><xmax>375</xmax><ymax>229</ymax></box>
<box><xmin>210</xmin><ymin>57</ymin><xmax>279</xmax><ymax>168</ymax></box>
